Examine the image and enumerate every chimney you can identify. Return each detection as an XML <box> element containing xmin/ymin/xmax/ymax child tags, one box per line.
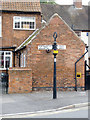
<box><xmin>73</xmin><ymin>0</ymin><xmax>82</xmax><ymax>9</ymax></box>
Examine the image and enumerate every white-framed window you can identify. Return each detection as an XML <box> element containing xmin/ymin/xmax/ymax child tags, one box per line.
<box><xmin>21</xmin><ymin>53</ymin><xmax>26</xmax><ymax>67</ymax></box>
<box><xmin>0</xmin><ymin>16</ymin><xmax>2</xmax><ymax>37</ymax></box>
<box><xmin>13</xmin><ymin>16</ymin><xmax>36</xmax><ymax>30</ymax></box>
<box><xmin>0</xmin><ymin>51</ymin><xmax>12</xmax><ymax>69</ymax></box>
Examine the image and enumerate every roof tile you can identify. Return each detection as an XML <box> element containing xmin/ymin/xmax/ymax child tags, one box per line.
<box><xmin>0</xmin><ymin>0</ymin><xmax>41</xmax><ymax>12</ymax></box>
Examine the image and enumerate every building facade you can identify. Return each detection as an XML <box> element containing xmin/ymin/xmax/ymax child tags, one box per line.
<box><xmin>8</xmin><ymin>14</ymin><xmax>86</xmax><ymax>93</ymax></box>
<box><xmin>0</xmin><ymin>0</ymin><xmax>88</xmax><ymax>93</ymax></box>
<box><xmin>0</xmin><ymin>0</ymin><xmax>41</xmax><ymax>70</ymax></box>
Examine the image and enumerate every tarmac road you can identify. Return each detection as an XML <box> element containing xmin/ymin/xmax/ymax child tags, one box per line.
<box><xmin>0</xmin><ymin>91</ymin><xmax>88</xmax><ymax>115</ymax></box>
<box><xmin>28</xmin><ymin>106</ymin><xmax>89</xmax><ymax>118</ymax></box>
<box><xmin>1</xmin><ymin>105</ymin><xmax>89</xmax><ymax>119</ymax></box>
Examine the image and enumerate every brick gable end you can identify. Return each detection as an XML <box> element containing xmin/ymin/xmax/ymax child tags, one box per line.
<box><xmin>26</xmin><ymin>14</ymin><xmax>85</xmax><ymax>90</ymax></box>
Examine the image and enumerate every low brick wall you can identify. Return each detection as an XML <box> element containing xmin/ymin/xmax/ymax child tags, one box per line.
<box><xmin>8</xmin><ymin>68</ymin><xmax>32</xmax><ymax>94</ymax></box>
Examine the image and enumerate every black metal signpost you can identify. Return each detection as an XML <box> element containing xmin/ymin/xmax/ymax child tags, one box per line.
<box><xmin>53</xmin><ymin>32</ymin><xmax>58</xmax><ymax>99</ymax></box>
<box><xmin>38</xmin><ymin>32</ymin><xmax>66</xmax><ymax>99</ymax></box>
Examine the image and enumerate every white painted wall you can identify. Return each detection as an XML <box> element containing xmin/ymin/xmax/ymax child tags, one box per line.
<box><xmin>80</xmin><ymin>32</ymin><xmax>89</xmax><ymax>65</ymax></box>
<box><xmin>88</xmin><ymin>33</ymin><xmax>90</xmax><ymax>59</ymax></box>
<box><xmin>55</xmin><ymin>0</ymin><xmax>90</xmax><ymax>5</ymax></box>
<box><xmin>0</xmin><ymin>16</ymin><xmax>2</xmax><ymax>37</ymax></box>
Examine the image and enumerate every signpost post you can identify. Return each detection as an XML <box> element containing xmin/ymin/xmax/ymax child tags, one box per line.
<box><xmin>53</xmin><ymin>32</ymin><xmax>58</xmax><ymax>99</ymax></box>
<box><xmin>38</xmin><ymin>32</ymin><xmax>66</xmax><ymax>99</ymax></box>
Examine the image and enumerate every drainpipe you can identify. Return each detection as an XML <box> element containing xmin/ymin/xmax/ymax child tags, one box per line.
<box><xmin>75</xmin><ymin>46</ymin><xmax>88</xmax><ymax>91</ymax></box>
<box><xmin>85</xmin><ymin>60</ymin><xmax>87</xmax><ymax>91</ymax></box>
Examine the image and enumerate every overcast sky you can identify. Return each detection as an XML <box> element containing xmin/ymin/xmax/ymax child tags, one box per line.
<box><xmin>55</xmin><ymin>0</ymin><xmax>90</xmax><ymax>5</ymax></box>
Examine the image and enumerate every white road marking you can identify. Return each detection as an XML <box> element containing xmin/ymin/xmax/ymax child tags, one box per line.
<box><xmin>2</xmin><ymin>106</ymin><xmax>88</xmax><ymax>118</ymax></box>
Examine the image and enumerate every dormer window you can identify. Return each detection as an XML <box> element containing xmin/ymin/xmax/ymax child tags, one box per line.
<box><xmin>13</xmin><ymin>16</ymin><xmax>36</xmax><ymax>30</ymax></box>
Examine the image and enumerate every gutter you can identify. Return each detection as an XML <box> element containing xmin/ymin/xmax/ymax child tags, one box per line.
<box><xmin>75</xmin><ymin>46</ymin><xmax>89</xmax><ymax>91</ymax></box>
<box><xmin>0</xmin><ymin>47</ymin><xmax>16</xmax><ymax>50</ymax></box>
<box><xmin>73</xmin><ymin>29</ymin><xmax>90</xmax><ymax>32</ymax></box>
<box><xmin>2</xmin><ymin>10</ymin><xmax>41</xmax><ymax>14</ymax></box>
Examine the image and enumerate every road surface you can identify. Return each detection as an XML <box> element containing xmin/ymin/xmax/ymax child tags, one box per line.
<box><xmin>2</xmin><ymin>106</ymin><xmax>89</xmax><ymax>119</ymax></box>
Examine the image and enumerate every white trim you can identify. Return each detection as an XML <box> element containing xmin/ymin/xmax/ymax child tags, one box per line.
<box><xmin>13</xmin><ymin>28</ymin><xmax>36</xmax><ymax>31</ymax></box>
<box><xmin>0</xmin><ymin>68</ymin><xmax>9</xmax><ymax>70</ymax></box>
<box><xmin>20</xmin><ymin>53</ymin><xmax>26</xmax><ymax>68</ymax></box>
<box><xmin>13</xmin><ymin>16</ymin><xmax>36</xmax><ymax>30</ymax></box>
<box><xmin>0</xmin><ymin>16</ymin><xmax>2</xmax><ymax>37</ymax></box>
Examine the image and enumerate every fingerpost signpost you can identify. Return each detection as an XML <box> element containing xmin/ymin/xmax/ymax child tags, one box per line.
<box><xmin>38</xmin><ymin>32</ymin><xmax>66</xmax><ymax>99</ymax></box>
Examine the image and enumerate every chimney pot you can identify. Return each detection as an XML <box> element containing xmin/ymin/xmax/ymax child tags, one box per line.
<box><xmin>74</xmin><ymin>0</ymin><xmax>82</xmax><ymax>9</ymax></box>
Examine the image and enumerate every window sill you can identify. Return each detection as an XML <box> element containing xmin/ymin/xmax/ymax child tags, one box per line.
<box><xmin>13</xmin><ymin>28</ymin><xmax>36</xmax><ymax>31</ymax></box>
<box><xmin>0</xmin><ymin>68</ymin><xmax>9</xmax><ymax>70</ymax></box>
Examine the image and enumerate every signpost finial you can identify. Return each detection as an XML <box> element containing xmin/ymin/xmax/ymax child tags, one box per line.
<box><xmin>53</xmin><ymin>32</ymin><xmax>57</xmax><ymax>41</ymax></box>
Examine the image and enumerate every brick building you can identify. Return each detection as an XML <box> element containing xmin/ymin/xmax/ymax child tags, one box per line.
<box><xmin>41</xmin><ymin>0</ymin><xmax>89</xmax><ymax>64</ymax></box>
<box><xmin>0</xmin><ymin>0</ymin><xmax>87</xmax><ymax>93</ymax></box>
<box><xmin>0</xmin><ymin>0</ymin><xmax>41</xmax><ymax>70</ymax></box>
<box><xmin>13</xmin><ymin>13</ymin><xmax>85</xmax><ymax>93</ymax></box>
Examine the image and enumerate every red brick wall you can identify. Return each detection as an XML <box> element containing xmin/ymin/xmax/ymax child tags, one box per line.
<box><xmin>0</xmin><ymin>38</ymin><xmax>2</xmax><ymax>47</ymax></box>
<box><xmin>1</xmin><ymin>12</ymin><xmax>41</xmax><ymax>47</ymax></box>
<box><xmin>25</xmin><ymin>14</ymin><xmax>85</xmax><ymax>90</ymax></box>
<box><xmin>8</xmin><ymin>68</ymin><xmax>32</xmax><ymax>93</ymax></box>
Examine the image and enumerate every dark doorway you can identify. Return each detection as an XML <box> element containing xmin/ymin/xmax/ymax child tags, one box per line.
<box><xmin>85</xmin><ymin>61</ymin><xmax>90</xmax><ymax>90</ymax></box>
<box><xmin>0</xmin><ymin>70</ymin><xmax>8</xmax><ymax>94</ymax></box>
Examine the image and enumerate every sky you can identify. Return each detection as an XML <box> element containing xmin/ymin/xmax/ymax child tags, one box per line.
<box><xmin>55</xmin><ymin>0</ymin><xmax>90</xmax><ymax>5</ymax></box>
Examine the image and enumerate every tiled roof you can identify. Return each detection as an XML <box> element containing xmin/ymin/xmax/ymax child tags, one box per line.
<box><xmin>41</xmin><ymin>3</ymin><xmax>88</xmax><ymax>30</ymax></box>
<box><xmin>0</xmin><ymin>0</ymin><xmax>41</xmax><ymax>12</ymax></box>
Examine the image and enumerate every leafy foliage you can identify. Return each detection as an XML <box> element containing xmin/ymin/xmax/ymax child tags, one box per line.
<box><xmin>40</xmin><ymin>0</ymin><xmax>55</xmax><ymax>4</ymax></box>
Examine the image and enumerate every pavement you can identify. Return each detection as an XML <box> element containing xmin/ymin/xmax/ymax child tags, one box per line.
<box><xmin>0</xmin><ymin>90</ymin><xmax>89</xmax><ymax>117</ymax></box>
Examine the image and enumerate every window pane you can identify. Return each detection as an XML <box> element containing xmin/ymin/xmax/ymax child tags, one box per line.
<box><xmin>21</xmin><ymin>22</ymin><xmax>27</xmax><ymax>29</ymax></box>
<box><xmin>24</xmin><ymin>55</ymin><xmax>26</xmax><ymax>67</ymax></box>
<box><xmin>5</xmin><ymin>52</ymin><xmax>11</xmax><ymax>55</ymax></box>
<box><xmin>21</xmin><ymin>17</ymin><xmax>35</xmax><ymax>22</ymax></box>
<box><xmin>15</xmin><ymin>17</ymin><xmax>20</xmax><ymax>21</ymax></box>
<box><xmin>5</xmin><ymin>57</ymin><xmax>10</xmax><ymax>68</ymax></box>
<box><xmin>15</xmin><ymin>22</ymin><xmax>20</xmax><ymax>28</ymax></box>
<box><xmin>21</xmin><ymin>22</ymin><xmax>31</xmax><ymax>29</ymax></box>
<box><xmin>0</xmin><ymin>52</ymin><xmax>4</xmax><ymax>68</ymax></box>
<box><xmin>30</xmin><ymin>22</ymin><xmax>34</xmax><ymax>29</ymax></box>
<box><xmin>21</xmin><ymin>53</ymin><xmax>23</xmax><ymax>67</ymax></box>
<box><xmin>14</xmin><ymin>17</ymin><xmax>20</xmax><ymax>28</ymax></box>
